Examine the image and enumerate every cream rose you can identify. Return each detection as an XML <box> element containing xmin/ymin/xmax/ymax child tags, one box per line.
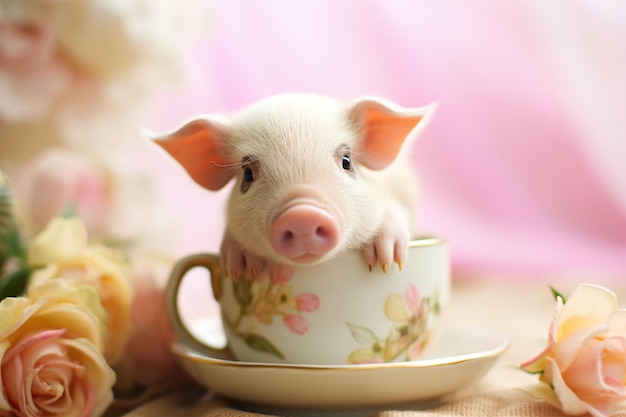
<box><xmin>28</xmin><ymin>217</ymin><xmax>88</xmax><ymax>267</ymax></box>
<box><xmin>0</xmin><ymin>281</ymin><xmax>115</xmax><ymax>417</ymax></box>
<box><xmin>522</xmin><ymin>284</ymin><xmax>626</xmax><ymax>417</ymax></box>
<box><xmin>27</xmin><ymin>218</ymin><xmax>133</xmax><ymax>366</ymax></box>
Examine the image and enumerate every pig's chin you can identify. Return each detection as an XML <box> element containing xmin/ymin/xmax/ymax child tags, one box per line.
<box><xmin>282</xmin><ymin>253</ymin><xmax>330</xmax><ymax>266</ymax></box>
<box><xmin>268</xmin><ymin>246</ymin><xmax>341</xmax><ymax>267</ymax></box>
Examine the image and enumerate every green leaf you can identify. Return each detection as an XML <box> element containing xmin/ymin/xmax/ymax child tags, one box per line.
<box><xmin>427</xmin><ymin>289</ymin><xmax>441</xmax><ymax>316</ymax></box>
<box><xmin>0</xmin><ymin>180</ymin><xmax>12</xmax><ymax>230</ymax></box>
<box><xmin>232</xmin><ymin>278</ymin><xmax>254</xmax><ymax>309</ymax></box>
<box><xmin>0</xmin><ymin>267</ymin><xmax>31</xmax><ymax>300</ymax></box>
<box><xmin>550</xmin><ymin>286</ymin><xmax>567</xmax><ymax>303</ymax></box>
<box><xmin>61</xmin><ymin>205</ymin><xmax>77</xmax><ymax>219</ymax></box>
<box><xmin>346</xmin><ymin>322</ymin><xmax>379</xmax><ymax>345</ymax></box>
<box><xmin>397</xmin><ymin>324</ymin><xmax>409</xmax><ymax>337</ymax></box>
<box><xmin>5</xmin><ymin>225</ymin><xmax>26</xmax><ymax>262</ymax></box>
<box><xmin>243</xmin><ymin>333</ymin><xmax>285</xmax><ymax>360</ymax></box>
<box><xmin>432</xmin><ymin>299</ymin><xmax>441</xmax><ymax>316</ymax></box>
<box><xmin>0</xmin><ymin>184</ymin><xmax>26</xmax><ymax>267</ymax></box>
<box><xmin>0</xmin><ymin>183</ymin><xmax>14</xmax><ymax>270</ymax></box>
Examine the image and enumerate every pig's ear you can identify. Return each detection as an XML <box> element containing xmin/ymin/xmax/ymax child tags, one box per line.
<box><xmin>153</xmin><ymin>118</ymin><xmax>234</xmax><ymax>190</ymax></box>
<box><xmin>350</xmin><ymin>99</ymin><xmax>436</xmax><ymax>170</ymax></box>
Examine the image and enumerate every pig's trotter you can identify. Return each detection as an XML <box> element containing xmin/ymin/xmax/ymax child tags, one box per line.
<box><xmin>220</xmin><ymin>231</ymin><xmax>266</xmax><ymax>281</ymax></box>
<box><xmin>363</xmin><ymin>206</ymin><xmax>411</xmax><ymax>273</ymax></box>
<box><xmin>220</xmin><ymin>230</ymin><xmax>296</xmax><ymax>282</ymax></box>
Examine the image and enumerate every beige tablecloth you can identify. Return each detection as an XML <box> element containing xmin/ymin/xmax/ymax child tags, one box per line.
<box><xmin>118</xmin><ymin>278</ymin><xmax>626</xmax><ymax>417</ymax></box>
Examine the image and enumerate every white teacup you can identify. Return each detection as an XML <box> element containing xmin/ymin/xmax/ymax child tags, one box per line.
<box><xmin>166</xmin><ymin>237</ymin><xmax>449</xmax><ymax>365</ymax></box>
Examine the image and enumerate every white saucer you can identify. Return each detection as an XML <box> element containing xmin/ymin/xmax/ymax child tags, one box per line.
<box><xmin>171</xmin><ymin>321</ymin><xmax>509</xmax><ymax>415</ymax></box>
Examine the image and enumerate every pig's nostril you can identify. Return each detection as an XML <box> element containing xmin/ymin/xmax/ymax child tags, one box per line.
<box><xmin>282</xmin><ymin>230</ymin><xmax>295</xmax><ymax>243</ymax></box>
<box><xmin>315</xmin><ymin>226</ymin><xmax>329</xmax><ymax>239</ymax></box>
<box><xmin>282</xmin><ymin>227</ymin><xmax>327</xmax><ymax>244</ymax></box>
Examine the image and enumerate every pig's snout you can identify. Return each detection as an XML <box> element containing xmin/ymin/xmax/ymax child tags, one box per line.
<box><xmin>270</xmin><ymin>204</ymin><xmax>340</xmax><ymax>264</ymax></box>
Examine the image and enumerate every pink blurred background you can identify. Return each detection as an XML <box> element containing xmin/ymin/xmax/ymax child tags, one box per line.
<box><xmin>144</xmin><ymin>0</ymin><xmax>626</xmax><ymax>280</ymax></box>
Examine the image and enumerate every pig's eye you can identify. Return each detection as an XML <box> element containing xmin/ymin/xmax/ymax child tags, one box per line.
<box><xmin>240</xmin><ymin>157</ymin><xmax>258</xmax><ymax>193</ymax></box>
<box><xmin>336</xmin><ymin>145</ymin><xmax>354</xmax><ymax>177</ymax></box>
<box><xmin>342</xmin><ymin>154</ymin><xmax>352</xmax><ymax>171</ymax></box>
<box><xmin>243</xmin><ymin>166</ymin><xmax>254</xmax><ymax>183</ymax></box>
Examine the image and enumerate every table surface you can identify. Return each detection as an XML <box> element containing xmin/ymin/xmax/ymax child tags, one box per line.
<box><xmin>116</xmin><ymin>277</ymin><xmax>626</xmax><ymax>417</ymax></box>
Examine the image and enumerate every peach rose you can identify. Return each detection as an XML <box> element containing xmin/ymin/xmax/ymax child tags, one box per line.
<box><xmin>27</xmin><ymin>218</ymin><xmax>133</xmax><ymax>366</ymax></box>
<box><xmin>0</xmin><ymin>281</ymin><xmax>115</xmax><ymax>417</ymax></box>
<box><xmin>522</xmin><ymin>284</ymin><xmax>626</xmax><ymax>417</ymax></box>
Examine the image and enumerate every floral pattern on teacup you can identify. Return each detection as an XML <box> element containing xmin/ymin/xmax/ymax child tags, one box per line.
<box><xmin>224</xmin><ymin>275</ymin><xmax>320</xmax><ymax>360</ymax></box>
<box><xmin>347</xmin><ymin>283</ymin><xmax>440</xmax><ymax>364</ymax></box>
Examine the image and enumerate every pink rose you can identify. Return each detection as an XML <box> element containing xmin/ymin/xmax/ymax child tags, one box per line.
<box><xmin>522</xmin><ymin>284</ymin><xmax>626</xmax><ymax>417</ymax></box>
<box><xmin>0</xmin><ymin>282</ymin><xmax>115</xmax><ymax>417</ymax></box>
<box><xmin>1</xmin><ymin>329</ymin><xmax>113</xmax><ymax>417</ymax></box>
<box><xmin>15</xmin><ymin>149</ymin><xmax>113</xmax><ymax>237</ymax></box>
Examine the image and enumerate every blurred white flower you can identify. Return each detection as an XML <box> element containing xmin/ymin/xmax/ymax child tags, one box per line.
<box><xmin>0</xmin><ymin>18</ymin><xmax>71</xmax><ymax>123</ymax></box>
<box><xmin>0</xmin><ymin>0</ymin><xmax>196</xmax><ymax>162</ymax></box>
<box><xmin>14</xmin><ymin>147</ymin><xmax>176</xmax><ymax>250</ymax></box>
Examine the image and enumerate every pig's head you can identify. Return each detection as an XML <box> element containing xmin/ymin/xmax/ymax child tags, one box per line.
<box><xmin>156</xmin><ymin>94</ymin><xmax>433</xmax><ymax>267</ymax></box>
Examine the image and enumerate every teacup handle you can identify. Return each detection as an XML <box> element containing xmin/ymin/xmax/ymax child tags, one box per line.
<box><xmin>165</xmin><ymin>253</ymin><xmax>231</xmax><ymax>359</ymax></box>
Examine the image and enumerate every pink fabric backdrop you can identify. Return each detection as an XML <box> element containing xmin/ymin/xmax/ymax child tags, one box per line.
<box><xmin>145</xmin><ymin>0</ymin><xmax>626</xmax><ymax>280</ymax></box>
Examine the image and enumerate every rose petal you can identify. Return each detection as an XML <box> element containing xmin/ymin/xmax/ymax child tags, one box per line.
<box><xmin>599</xmin><ymin>337</ymin><xmax>626</xmax><ymax>392</ymax></box>
<box><xmin>27</xmin><ymin>281</ymin><xmax>107</xmax><ymax>350</ymax></box>
<box><xmin>283</xmin><ymin>315</ymin><xmax>308</xmax><ymax>335</ymax></box>
<box><xmin>3</xmin><ymin>328</ymin><xmax>66</xmax><ymax>363</ymax></box>
<box><xmin>0</xmin><ymin>297</ymin><xmax>35</xmax><ymax>338</ymax></box>
<box><xmin>552</xmin><ymin>324</ymin><xmax>609</xmax><ymax>372</ymax></box>
<box><xmin>28</xmin><ymin>218</ymin><xmax>88</xmax><ymax>267</ymax></box>
<box><xmin>606</xmin><ymin>310</ymin><xmax>626</xmax><ymax>336</ymax></box>
<box><xmin>404</xmin><ymin>283</ymin><xmax>420</xmax><ymax>312</ymax></box>
<box><xmin>560</xmin><ymin>338</ymin><xmax>609</xmax><ymax>393</ymax></box>
<box><xmin>554</xmin><ymin>334</ymin><xmax>626</xmax><ymax>417</ymax></box>
<box><xmin>295</xmin><ymin>293</ymin><xmax>320</xmax><ymax>313</ymax></box>
<box><xmin>59</xmin><ymin>338</ymin><xmax>115</xmax><ymax>417</ymax></box>
<box><xmin>25</xmin><ymin>360</ymin><xmax>81</xmax><ymax>416</ymax></box>
<box><xmin>557</xmin><ymin>284</ymin><xmax>618</xmax><ymax>341</ymax></box>
<box><xmin>521</xmin><ymin>344</ymin><xmax>551</xmax><ymax>374</ymax></box>
<box><xmin>0</xmin><ymin>342</ymin><xmax>13</xmax><ymax>411</ymax></box>
<box><xmin>546</xmin><ymin>357</ymin><xmax>589</xmax><ymax>416</ymax></box>
<box><xmin>519</xmin><ymin>381</ymin><xmax>563</xmax><ymax>410</ymax></box>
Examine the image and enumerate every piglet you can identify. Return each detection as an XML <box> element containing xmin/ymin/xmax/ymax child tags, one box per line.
<box><xmin>155</xmin><ymin>93</ymin><xmax>435</xmax><ymax>281</ymax></box>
